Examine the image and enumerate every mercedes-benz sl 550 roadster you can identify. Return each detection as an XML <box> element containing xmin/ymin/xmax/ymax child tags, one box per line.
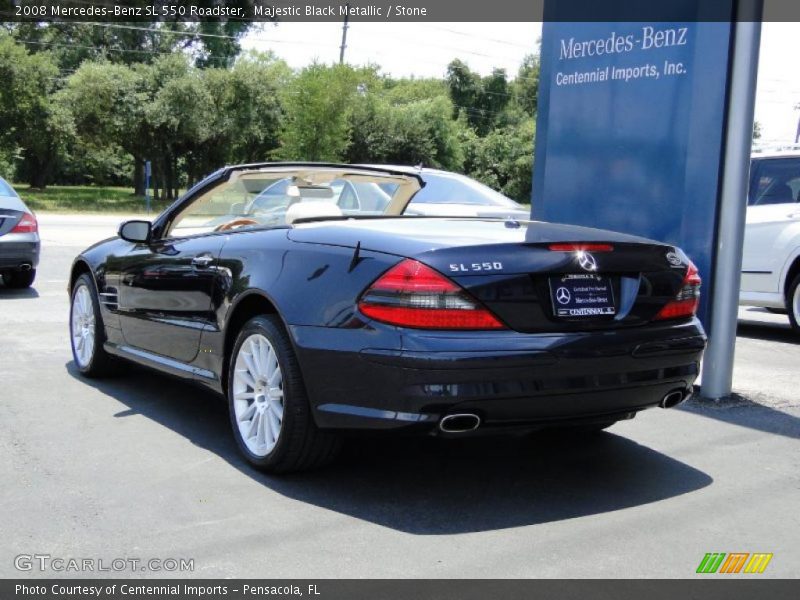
<box><xmin>69</xmin><ymin>163</ymin><xmax>706</xmax><ymax>472</ymax></box>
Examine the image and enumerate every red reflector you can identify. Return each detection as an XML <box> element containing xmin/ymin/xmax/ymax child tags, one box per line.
<box><xmin>655</xmin><ymin>260</ymin><xmax>701</xmax><ymax>321</ymax></box>
<box><xmin>358</xmin><ymin>304</ymin><xmax>505</xmax><ymax>329</ymax></box>
<box><xmin>358</xmin><ymin>259</ymin><xmax>506</xmax><ymax>330</ymax></box>
<box><xmin>11</xmin><ymin>212</ymin><xmax>37</xmax><ymax>234</ymax></box>
<box><xmin>548</xmin><ymin>243</ymin><xmax>613</xmax><ymax>252</ymax></box>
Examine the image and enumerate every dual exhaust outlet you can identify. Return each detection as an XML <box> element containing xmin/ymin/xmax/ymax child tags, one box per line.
<box><xmin>659</xmin><ymin>388</ymin><xmax>689</xmax><ymax>409</ymax></box>
<box><xmin>438</xmin><ymin>388</ymin><xmax>689</xmax><ymax>433</ymax></box>
<box><xmin>439</xmin><ymin>413</ymin><xmax>481</xmax><ymax>433</ymax></box>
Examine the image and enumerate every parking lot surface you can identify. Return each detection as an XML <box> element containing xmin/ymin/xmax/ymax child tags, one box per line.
<box><xmin>1</xmin><ymin>214</ymin><xmax>798</xmax><ymax>578</ymax></box>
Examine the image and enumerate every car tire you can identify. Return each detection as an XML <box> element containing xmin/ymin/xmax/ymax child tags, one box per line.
<box><xmin>787</xmin><ymin>274</ymin><xmax>800</xmax><ymax>333</ymax></box>
<box><xmin>70</xmin><ymin>273</ymin><xmax>116</xmax><ymax>377</ymax></box>
<box><xmin>227</xmin><ymin>315</ymin><xmax>341</xmax><ymax>473</ymax></box>
<box><xmin>3</xmin><ymin>268</ymin><xmax>36</xmax><ymax>289</ymax></box>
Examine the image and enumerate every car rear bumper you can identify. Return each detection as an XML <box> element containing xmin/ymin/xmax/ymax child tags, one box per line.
<box><xmin>0</xmin><ymin>235</ymin><xmax>40</xmax><ymax>270</ymax></box>
<box><xmin>290</xmin><ymin>319</ymin><xmax>706</xmax><ymax>433</ymax></box>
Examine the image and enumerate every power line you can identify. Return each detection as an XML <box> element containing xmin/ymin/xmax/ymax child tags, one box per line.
<box><xmin>84</xmin><ymin>22</ymin><xmax>320</xmax><ymax>47</ymax></box>
<box><xmin>417</xmin><ymin>23</ymin><xmax>541</xmax><ymax>50</ymax></box>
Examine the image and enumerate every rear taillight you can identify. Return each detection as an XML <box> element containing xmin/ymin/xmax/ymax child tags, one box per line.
<box><xmin>11</xmin><ymin>212</ymin><xmax>37</xmax><ymax>234</ymax></box>
<box><xmin>655</xmin><ymin>260</ymin><xmax>701</xmax><ymax>320</ymax></box>
<box><xmin>358</xmin><ymin>259</ymin><xmax>505</xmax><ymax>330</ymax></box>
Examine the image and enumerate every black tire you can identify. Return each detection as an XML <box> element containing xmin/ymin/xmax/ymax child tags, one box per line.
<box><xmin>787</xmin><ymin>274</ymin><xmax>800</xmax><ymax>333</ymax></box>
<box><xmin>69</xmin><ymin>273</ymin><xmax>116</xmax><ymax>377</ymax></box>
<box><xmin>227</xmin><ymin>315</ymin><xmax>341</xmax><ymax>473</ymax></box>
<box><xmin>4</xmin><ymin>268</ymin><xmax>36</xmax><ymax>288</ymax></box>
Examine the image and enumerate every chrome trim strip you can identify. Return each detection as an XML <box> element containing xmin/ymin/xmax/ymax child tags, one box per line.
<box><xmin>112</xmin><ymin>344</ymin><xmax>217</xmax><ymax>380</ymax></box>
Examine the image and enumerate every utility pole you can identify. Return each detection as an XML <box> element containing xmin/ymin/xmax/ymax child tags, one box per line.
<box><xmin>339</xmin><ymin>3</ymin><xmax>349</xmax><ymax>65</ymax></box>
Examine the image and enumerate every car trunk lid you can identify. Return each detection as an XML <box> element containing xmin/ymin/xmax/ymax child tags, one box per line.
<box><xmin>288</xmin><ymin>218</ymin><xmax>690</xmax><ymax>330</ymax></box>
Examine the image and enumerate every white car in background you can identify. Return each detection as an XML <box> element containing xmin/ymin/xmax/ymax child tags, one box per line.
<box><xmin>739</xmin><ymin>151</ymin><xmax>800</xmax><ymax>332</ymax></box>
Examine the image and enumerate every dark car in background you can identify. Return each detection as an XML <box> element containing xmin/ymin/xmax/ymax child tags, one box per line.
<box><xmin>0</xmin><ymin>177</ymin><xmax>39</xmax><ymax>289</ymax></box>
<box><xmin>69</xmin><ymin>163</ymin><xmax>706</xmax><ymax>473</ymax></box>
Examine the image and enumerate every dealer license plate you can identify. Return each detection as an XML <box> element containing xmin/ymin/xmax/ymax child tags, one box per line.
<box><xmin>549</xmin><ymin>274</ymin><xmax>616</xmax><ymax>318</ymax></box>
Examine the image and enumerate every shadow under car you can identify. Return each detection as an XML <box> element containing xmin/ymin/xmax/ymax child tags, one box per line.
<box><xmin>67</xmin><ymin>360</ymin><xmax>713</xmax><ymax>535</ymax></box>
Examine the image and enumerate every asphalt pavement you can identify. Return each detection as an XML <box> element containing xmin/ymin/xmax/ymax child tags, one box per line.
<box><xmin>1</xmin><ymin>213</ymin><xmax>798</xmax><ymax>578</ymax></box>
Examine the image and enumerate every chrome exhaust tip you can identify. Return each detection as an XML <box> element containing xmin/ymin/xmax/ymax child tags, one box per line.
<box><xmin>659</xmin><ymin>389</ymin><xmax>686</xmax><ymax>409</ymax></box>
<box><xmin>18</xmin><ymin>263</ymin><xmax>32</xmax><ymax>271</ymax></box>
<box><xmin>439</xmin><ymin>413</ymin><xmax>481</xmax><ymax>433</ymax></box>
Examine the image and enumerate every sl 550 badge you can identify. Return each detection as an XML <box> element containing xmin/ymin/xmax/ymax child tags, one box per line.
<box><xmin>450</xmin><ymin>262</ymin><xmax>504</xmax><ymax>273</ymax></box>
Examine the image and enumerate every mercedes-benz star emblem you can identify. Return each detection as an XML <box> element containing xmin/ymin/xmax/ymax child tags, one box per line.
<box><xmin>577</xmin><ymin>251</ymin><xmax>598</xmax><ymax>272</ymax></box>
<box><xmin>665</xmin><ymin>251</ymin><xmax>683</xmax><ymax>267</ymax></box>
<box><xmin>556</xmin><ymin>287</ymin><xmax>571</xmax><ymax>304</ymax></box>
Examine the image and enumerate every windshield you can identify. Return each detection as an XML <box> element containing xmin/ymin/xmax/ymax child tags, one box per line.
<box><xmin>406</xmin><ymin>173</ymin><xmax>521</xmax><ymax>207</ymax></box>
<box><xmin>165</xmin><ymin>168</ymin><xmax>415</xmax><ymax>238</ymax></box>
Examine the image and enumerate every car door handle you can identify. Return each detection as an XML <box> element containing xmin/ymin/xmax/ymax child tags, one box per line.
<box><xmin>788</xmin><ymin>211</ymin><xmax>800</xmax><ymax>220</ymax></box>
<box><xmin>191</xmin><ymin>256</ymin><xmax>214</xmax><ymax>269</ymax></box>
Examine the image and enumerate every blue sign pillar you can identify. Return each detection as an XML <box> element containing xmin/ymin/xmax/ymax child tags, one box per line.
<box><xmin>145</xmin><ymin>160</ymin><xmax>152</xmax><ymax>214</ymax></box>
<box><xmin>532</xmin><ymin>15</ymin><xmax>734</xmax><ymax>326</ymax></box>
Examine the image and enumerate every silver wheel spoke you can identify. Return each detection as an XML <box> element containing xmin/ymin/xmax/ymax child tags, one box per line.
<box><xmin>268</xmin><ymin>368</ymin><xmax>282</xmax><ymax>387</ymax></box>
<box><xmin>247</xmin><ymin>413</ymin><xmax>260</xmax><ymax>440</ymax></box>
<box><xmin>270</xmin><ymin>401</ymin><xmax>284</xmax><ymax>421</ymax></box>
<box><xmin>238</xmin><ymin>402</ymin><xmax>257</xmax><ymax>422</ymax></box>
<box><xmin>242</xmin><ymin>350</ymin><xmax>258</xmax><ymax>379</ymax></box>
<box><xmin>267</xmin><ymin>409</ymin><xmax>281</xmax><ymax>439</ymax></box>
<box><xmin>256</xmin><ymin>411</ymin><xmax>266</xmax><ymax>448</ymax></box>
<box><xmin>262</xmin><ymin>409</ymin><xmax>274</xmax><ymax>444</ymax></box>
<box><xmin>236</xmin><ymin>369</ymin><xmax>256</xmax><ymax>390</ymax></box>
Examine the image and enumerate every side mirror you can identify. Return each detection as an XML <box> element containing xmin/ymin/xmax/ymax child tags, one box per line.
<box><xmin>118</xmin><ymin>220</ymin><xmax>152</xmax><ymax>244</ymax></box>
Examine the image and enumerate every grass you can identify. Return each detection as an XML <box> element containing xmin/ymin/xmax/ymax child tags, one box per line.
<box><xmin>13</xmin><ymin>183</ymin><xmax>173</xmax><ymax>214</ymax></box>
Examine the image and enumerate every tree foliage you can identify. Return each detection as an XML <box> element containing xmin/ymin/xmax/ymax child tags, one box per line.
<box><xmin>0</xmin><ymin>32</ymin><xmax>539</xmax><ymax>202</ymax></box>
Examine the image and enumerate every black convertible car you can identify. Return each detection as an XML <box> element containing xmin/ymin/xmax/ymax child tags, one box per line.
<box><xmin>69</xmin><ymin>163</ymin><xmax>706</xmax><ymax>472</ymax></box>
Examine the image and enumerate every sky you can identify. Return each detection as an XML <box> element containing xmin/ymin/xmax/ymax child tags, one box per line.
<box><xmin>243</xmin><ymin>21</ymin><xmax>800</xmax><ymax>144</ymax></box>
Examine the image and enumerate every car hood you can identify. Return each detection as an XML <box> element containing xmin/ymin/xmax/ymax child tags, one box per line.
<box><xmin>746</xmin><ymin>203</ymin><xmax>800</xmax><ymax>224</ymax></box>
<box><xmin>288</xmin><ymin>217</ymin><xmax>663</xmax><ymax>257</ymax></box>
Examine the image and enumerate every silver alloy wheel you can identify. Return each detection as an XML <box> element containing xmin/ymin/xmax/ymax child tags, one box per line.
<box><xmin>794</xmin><ymin>283</ymin><xmax>800</xmax><ymax>326</ymax></box>
<box><xmin>232</xmin><ymin>333</ymin><xmax>284</xmax><ymax>457</ymax></box>
<box><xmin>71</xmin><ymin>284</ymin><xmax>96</xmax><ymax>368</ymax></box>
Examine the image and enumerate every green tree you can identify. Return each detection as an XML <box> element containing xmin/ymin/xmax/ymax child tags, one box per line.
<box><xmin>0</xmin><ymin>32</ymin><xmax>72</xmax><ymax>188</ymax></box>
<box><xmin>346</xmin><ymin>94</ymin><xmax>464</xmax><ymax>169</ymax></box>
<box><xmin>466</xmin><ymin>119</ymin><xmax>536</xmax><ymax>202</ymax></box>
<box><xmin>446</xmin><ymin>60</ymin><xmax>510</xmax><ymax>135</ymax></box>
<box><xmin>512</xmin><ymin>54</ymin><xmax>540</xmax><ymax>117</ymax></box>
<box><xmin>60</xmin><ymin>59</ymin><xmax>151</xmax><ymax>194</ymax></box>
<box><xmin>278</xmin><ymin>63</ymin><xmax>370</xmax><ymax>161</ymax></box>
